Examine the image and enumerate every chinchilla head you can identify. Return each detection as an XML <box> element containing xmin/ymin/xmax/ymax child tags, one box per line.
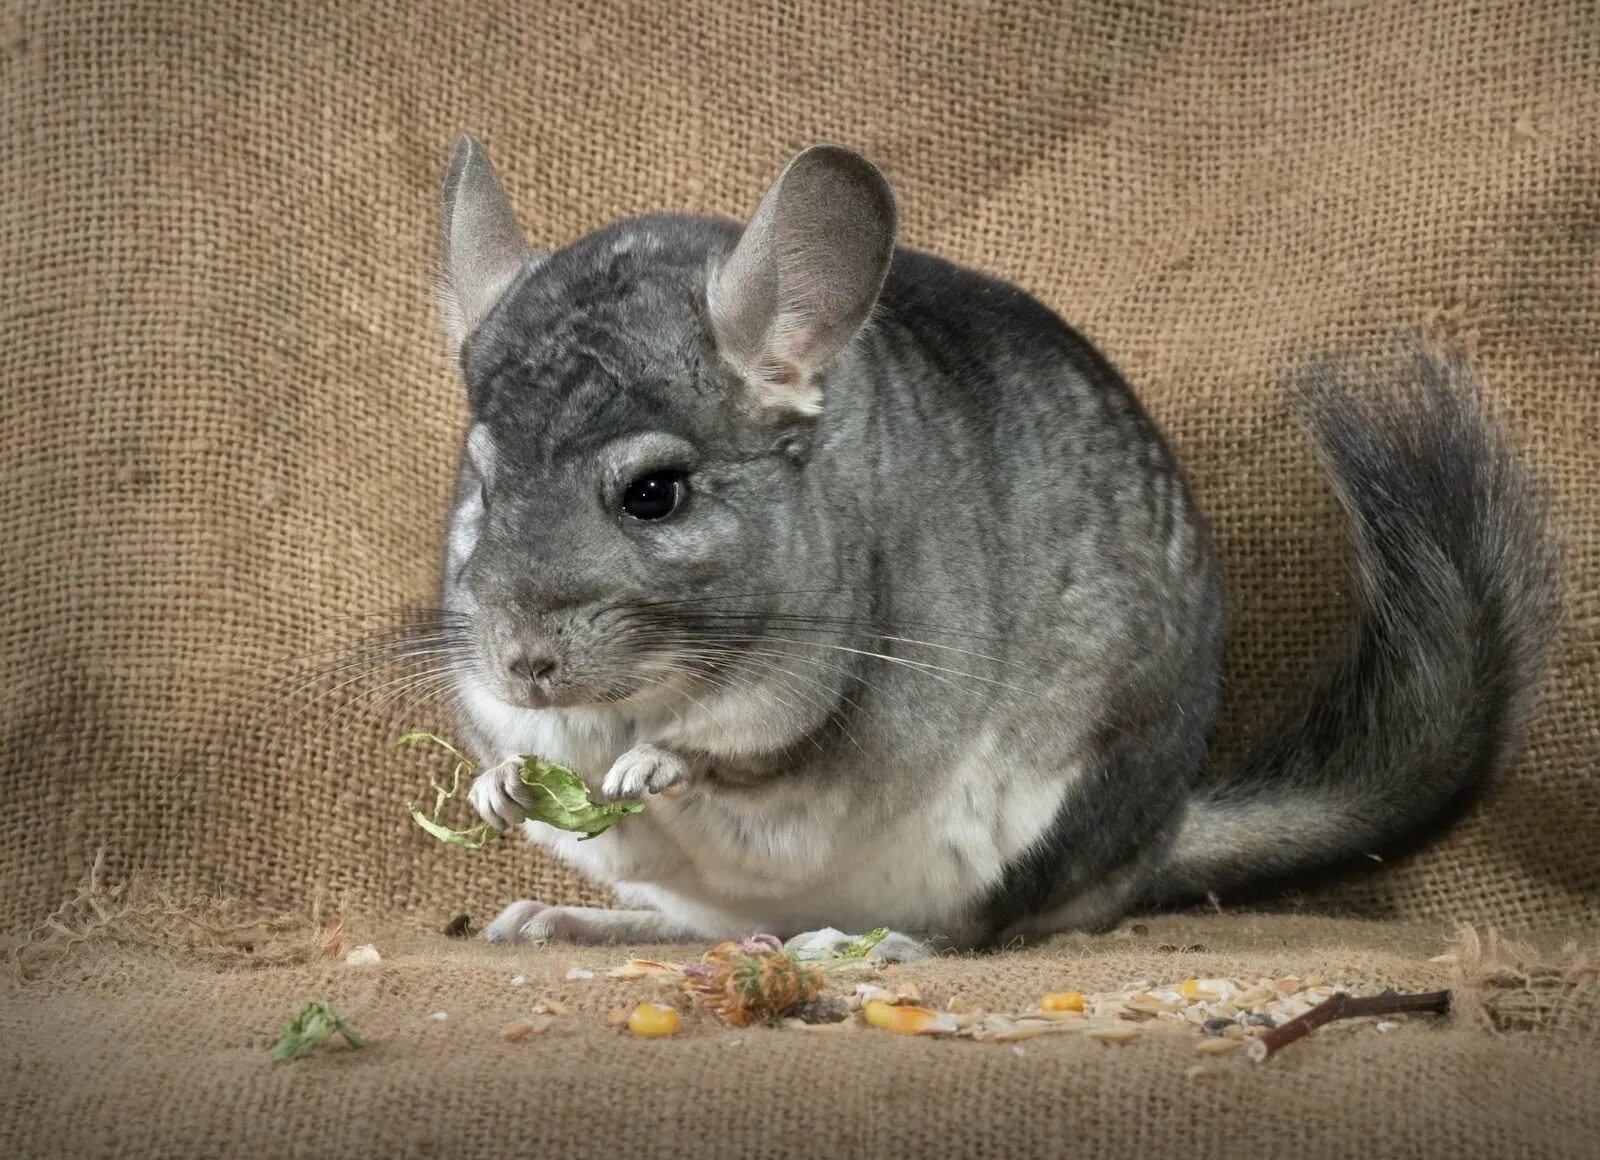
<box><xmin>435</xmin><ymin>137</ymin><xmax>896</xmax><ymax>710</ymax></box>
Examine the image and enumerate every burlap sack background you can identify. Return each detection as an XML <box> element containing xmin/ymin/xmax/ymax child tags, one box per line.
<box><xmin>3</xmin><ymin>0</ymin><xmax>1597</xmax><ymax>936</ymax></box>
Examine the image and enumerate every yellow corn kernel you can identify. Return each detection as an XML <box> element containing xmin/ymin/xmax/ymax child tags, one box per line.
<box><xmin>626</xmin><ymin>1002</ymin><xmax>680</xmax><ymax>1038</ymax></box>
<box><xmin>1039</xmin><ymin>991</ymin><xmax>1084</xmax><ymax>1013</ymax></box>
<box><xmin>862</xmin><ymin>999</ymin><xmax>942</xmax><ymax>1035</ymax></box>
<box><xmin>1179</xmin><ymin>979</ymin><xmax>1207</xmax><ymax>999</ymax></box>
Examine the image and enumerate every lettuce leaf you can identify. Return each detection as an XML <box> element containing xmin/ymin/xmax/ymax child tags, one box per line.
<box><xmin>400</xmin><ymin>734</ymin><xmax>643</xmax><ymax>845</ymax></box>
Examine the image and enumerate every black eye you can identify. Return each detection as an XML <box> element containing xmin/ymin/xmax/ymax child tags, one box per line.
<box><xmin>621</xmin><ymin>471</ymin><xmax>686</xmax><ymax>520</ymax></box>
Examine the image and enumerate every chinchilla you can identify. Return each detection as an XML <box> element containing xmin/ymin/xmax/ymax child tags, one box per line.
<box><xmin>428</xmin><ymin>137</ymin><xmax>1556</xmax><ymax>956</ymax></box>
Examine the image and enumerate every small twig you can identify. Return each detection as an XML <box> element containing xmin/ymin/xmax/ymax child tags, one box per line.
<box><xmin>1249</xmin><ymin>988</ymin><xmax>1452</xmax><ymax>1061</ymax></box>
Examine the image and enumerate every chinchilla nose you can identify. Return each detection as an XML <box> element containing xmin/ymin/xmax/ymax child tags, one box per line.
<box><xmin>504</xmin><ymin>645</ymin><xmax>559</xmax><ymax>690</ymax></box>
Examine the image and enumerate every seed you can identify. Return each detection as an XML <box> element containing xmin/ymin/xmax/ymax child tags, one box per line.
<box><xmin>1194</xmin><ymin>1037</ymin><xmax>1244</xmax><ymax>1055</ymax></box>
<box><xmin>1040</xmin><ymin>991</ymin><xmax>1084</xmax><ymax>1013</ymax></box>
<box><xmin>626</xmin><ymin>1003</ymin><xmax>680</xmax><ymax>1038</ymax></box>
<box><xmin>501</xmin><ymin>1015</ymin><xmax>555</xmax><ymax>1041</ymax></box>
<box><xmin>343</xmin><ymin>945</ymin><xmax>381</xmax><ymax>966</ymax></box>
<box><xmin>1244</xmin><ymin>1013</ymin><xmax>1276</xmax><ymax>1029</ymax></box>
<box><xmin>1202</xmin><ymin>1018</ymin><xmax>1235</xmax><ymax>1036</ymax></box>
<box><xmin>609</xmin><ymin>959</ymin><xmax>681</xmax><ymax>979</ymax></box>
<box><xmin>1086</xmin><ymin>1023</ymin><xmax>1141</xmax><ymax>1044</ymax></box>
<box><xmin>862</xmin><ymin>999</ymin><xmax>957</xmax><ymax>1035</ymax></box>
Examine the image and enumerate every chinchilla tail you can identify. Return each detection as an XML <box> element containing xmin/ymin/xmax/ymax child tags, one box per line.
<box><xmin>1153</xmin><ymin>345</ymin><xmax>1559</xmax><ymax>906</ymax></box>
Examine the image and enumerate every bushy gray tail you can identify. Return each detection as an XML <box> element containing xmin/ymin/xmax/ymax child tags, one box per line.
<box><xmin>1158</xmin><ymin>346</ymin><xmax>1559</xmax><ymax>904</ymax></box>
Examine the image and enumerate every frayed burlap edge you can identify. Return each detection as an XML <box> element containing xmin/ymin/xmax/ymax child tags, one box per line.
<box><xmin>1441</xmin><ymin>924</ymin><xmax>1599</xmax><ymax>1037</ymax></box>
<box><xmin>3</xmin><ymin>851</ymin><xmax>343</xmax><ymax>986</ymax></box>
<box><xmin>9</xmin><ymin>859</ymin><xmax>1597</xmax><ymax>1044</ymax></box>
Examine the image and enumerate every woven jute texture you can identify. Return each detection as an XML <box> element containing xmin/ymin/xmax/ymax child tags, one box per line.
<box><xmin>3</xmin><ymin>903</ymin><xmax>1598</xmax><ymax>1159</ymax></box>
<box><xmin>2</xmin><ymin>0</ymin><xmax>1597</xmax><ymax>955</ymax></box>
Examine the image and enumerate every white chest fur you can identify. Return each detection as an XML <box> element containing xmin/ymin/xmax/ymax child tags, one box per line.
<box><xmin>458</xmin><ymin>684</ymin><xmax>1071</xmax><ymax>942</ymax></box>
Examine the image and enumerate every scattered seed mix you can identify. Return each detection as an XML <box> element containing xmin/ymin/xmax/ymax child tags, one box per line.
<box><xmin>568</xmin><ymin>936</ymin><xmax>1445</xmax><ymax>1061</ymax></box>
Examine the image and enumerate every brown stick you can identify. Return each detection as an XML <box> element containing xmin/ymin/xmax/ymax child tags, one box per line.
<box><xmin>1248</xmin><ymin>988</ymin><xmax>1452</xmax><ymax>1062</ymax></box>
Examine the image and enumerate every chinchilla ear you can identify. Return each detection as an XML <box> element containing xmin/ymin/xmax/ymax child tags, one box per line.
<box><xmin>438</xmin><ymin>134</ymin><xmax>540</xmax><ymax>352</ymax></box>
<box><xmin>707</xmin><ymin>145</ymin><xmax>897</xmax><ymax>415</ymax></box>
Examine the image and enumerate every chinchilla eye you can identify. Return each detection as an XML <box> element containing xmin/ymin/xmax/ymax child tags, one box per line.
<box><xmin>621</xmin><ymin>471</ymin><xmax>686</xmax><ymax>520</ymax></box>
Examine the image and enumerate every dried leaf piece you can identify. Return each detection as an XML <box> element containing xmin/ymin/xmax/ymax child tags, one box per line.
<box><xmin>608</xmin><ymin>958</ymin><xmax>683</xmax><ymax>979</ymax></box>
<box><xmin>270</xmin><ymin>1002</ymin><xmax>362</xmax><ymax>1061</ymax></box>
<box><xmin>681</xmin><ymin>947</ymin><xmax>822</xmax><ymax>1027</ymax></box>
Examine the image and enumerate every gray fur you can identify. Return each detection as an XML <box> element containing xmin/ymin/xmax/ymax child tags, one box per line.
<box><xmin>431</xmin><ymin>138</ymin><xmax>1558</xmax><ymax>949</ymax></box>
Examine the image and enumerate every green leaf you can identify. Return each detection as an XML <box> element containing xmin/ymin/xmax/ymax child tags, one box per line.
<box><xmin>406</xmin><ymin>804</ymin><xmax>500</xmax><ymax>848</ymax></box>
<box><xmin>515</xmin><ymin>755</ymin><xmax>646</xmax><ymax>840</ymax></box>
<box><xmin>839</xmin><ymin>927</ymin><xmax>890</xmax><ymax>959</ymax></box>
<box><xmin>399</xmin><ymin>733</ymin><xmax>645</xmax><ymax>846</ymax></box>
<box><xmin>270</xmin><ymin>1002</ymin><xmax>362</xmax><ymax>1061</ymax></box>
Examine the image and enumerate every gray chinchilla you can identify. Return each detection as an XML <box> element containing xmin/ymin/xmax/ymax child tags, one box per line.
<box><xmin>428</xmin><ymin>137</ymin><xmax>1556</xmax><ymax>956</ymax></box>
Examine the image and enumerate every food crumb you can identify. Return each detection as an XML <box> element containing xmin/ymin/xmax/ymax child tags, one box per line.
<box><xmin>566</xmin><ymin>968</ymin><xmax>595</xmax><ymax>981</ymax></box>
<box><xmin>1011</xmin><ymin>1045</ymin><xmax>1026</xmax><ymax>1058</ymax></box>
<box><xmin>627</xmin><ymin>1003</ymin><xmax>681</xmax><ymax>1038</ymax></box>
<box><xmin>501</xmin><ymin>1015</ymin><xmax>555</xmax><ymax>1040</ymax></box>
<box><xmin>344</xmin><ymin>944</ymin><xmax>381</xmax><ymax>966</ymax></box>
<box><xmin>1375</xmin><ymin>1020</ymin><xmax>1401</xmax><ymax>1033</ymax></box>
<box><xmin>429</xmin><ymin>1010</ymin><xmax>448</xmax><ymax>1021</ymax></box>
<box><xmin>510</xmin><ymin>975</ymin><xmax>527</xmax><ymax>987</ymax></box>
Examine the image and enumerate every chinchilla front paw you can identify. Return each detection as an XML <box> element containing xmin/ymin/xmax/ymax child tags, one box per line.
<box><xmin>600</xmin><ymin>744</ymin><xmax>694</xmax><ymax>802</ymax></box>
<box><xmin>467</xmin><ymin>757</ymin><xmax>536</xmax><ymax>831</ymax></box>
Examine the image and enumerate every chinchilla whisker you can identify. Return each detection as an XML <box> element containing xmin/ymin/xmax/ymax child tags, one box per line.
<box><xmin>290</xmin><ymin>655</ymin><xmax>464</xmax><ymax>730</ymax></box>
<box><xmin>641</xmin><ymin>605</ymin><xmax>1015</xmax><ymax>645</ymax></box>
<box><xmin>681</xmin><ymin>615</ymin><xmax>1042</xmax><ymax>672</ymax></box>
<box><xmin>666</xmin><ymin>660</ymin><xmax>840</xmax><ymax>755</ymax></box>
<box><xmin>232</xmin><ymin>623</ymin><xmax>471</xmax><ymax>699</ymax></box>
<box><xmin>254</xmin><ymin>642</ymin><xmax>470</xmax><ymax>718</ymax></box>
<box><xmin>311</xmin><ymin>664</ymin><xmax>462</xmax><ymax>739</ymax></box>
<box><xmin>661</xmin><ymin>631</ymin><xmax>1039</xmax><ymax>700</ymax></box>
<box><xmin>635</xmin><ymin>585</ymin><xmax>994</xmax><ymax>611</ymax></box>
<box><xmin>668</xmin><ymin>642</ymin><xmax>879</xmax><ymax>720</ymax></box>
<box><xmin>246</xmin><ymin>613</ymin><xmax>471</xmax><ymax>672</ymax></box>
<box><xmin>353</xmin><ymin>664</ymin><xmax>465</xmax><ymax>726</ymax></box>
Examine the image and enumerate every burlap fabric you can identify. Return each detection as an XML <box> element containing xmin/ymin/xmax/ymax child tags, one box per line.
<box><xmin>5</xmin><ymin>903</ymin><xmax>1598</xmax><ymax>1158</ymax></box>
<box><xmin>2</xmin><ymin>0</ymin><xmax>1597</xmax><ymax>1155</ymax></box>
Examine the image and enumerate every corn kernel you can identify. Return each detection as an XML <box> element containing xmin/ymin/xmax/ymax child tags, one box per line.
<box><xmin>863</xmin><ymin>999</ymin><xmax>943</xmax><ymax>1035</ymax></box>
<box><xmin>1039</xmin><ymin>991</ymin><xmax>1085</xmax><ymax>1013</ymax></box>
<box><xmin>626</xmin><ymin>1002</ymin><xmax>680</xmax><ymax>1038</ymax></box>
